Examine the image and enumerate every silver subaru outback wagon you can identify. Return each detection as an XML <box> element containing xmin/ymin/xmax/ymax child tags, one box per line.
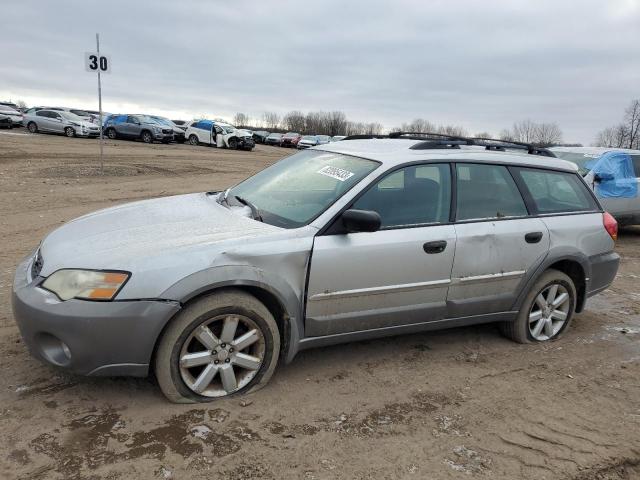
<box><xmin>12</xmin><ymin>135</ymin><xmax>620</xmax><ymax>403</ymax></box>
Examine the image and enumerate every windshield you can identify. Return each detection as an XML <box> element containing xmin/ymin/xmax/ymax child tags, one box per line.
<box><xmin>227</xmin><ymin>150</ymin><xmax>380</xmax><ymax>228</ymax></box>
<box><xmin>552</xmin><ymin>151</ymin><xmax>604</xmax><ymax>175</ymax></box>
<box><xmin>268</xmin><ymin>133</ymin><xmax>283</xmax><ymax>138</ymax></box>
<box><xmin>152</xmin><ymin>117</ymin><xmax>173</xmax><ymax>126</ymax></box>
<box><xmin>302</xmin><ymin>136</ymin><xmax>317</xmax><ymax>141</ymax></box>
<box><xmin>138</xmin><ymin>115</ymin><xmax>161</xmax><ymax>124</ymax></box>
<box><xmin>284</xmin><ymin>132</ymin><xmax>299</xmax><ymax>138</ymax></box>
<box><xmin>59</xmin><ymin>111</ymin><xmax>83</xmax><ymax>122</ymax></box>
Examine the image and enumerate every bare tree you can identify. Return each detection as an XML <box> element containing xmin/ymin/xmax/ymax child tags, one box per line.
<box><xmin>623</xmin><ymin>99</ymin><xmax>640</xmax><ymax>149</ymax></box>
<box><xmin>534</xmin><ymin>122</ymin><xmax>562</xmax><ymax>147</ymax></box>
<box><xmin>474</xmin><ymin>132</ymin><xmax>492</xmax><ymax>139</ymax></box>
<box><xmin>282</xmin><ymin>110</ymin><xmax>305</xmax><ymax>132</ymax></box>
<box><xmin>437</xmin><ymin>125</ymin><xmax>467</xmax><ymax>137</ymax></box>
<box><xmin>511</xmin><ymin>119</ymin><xmax>539</xmax><ymax>143</ymax></box>
<box><xmin>499</xmin><ymin>129</ymin><xmax>515</xmax><ymax>141</ymax></box>
<box><xmin>233</xmin><ymin>113</ymin><xmax>249</xmax><ymax>127</ymax></box>
<box><xmin>325</xmin><ymin>111</ymin><xmax>347</xmax><ymax>136</ymax></box>
<box><xmin>15</xmin><ymin>99</ymin><xmax>27</xmax><ymax>110</ymax></box>
<box><xmin>262</xmin><ymin>112</ymin><xmax>280</xmax><ymax>130</ymax></box>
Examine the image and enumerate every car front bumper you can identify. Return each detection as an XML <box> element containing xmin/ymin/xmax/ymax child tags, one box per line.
<box><xmin>11</xmin><ymin>253</ymin><xmax>181</xmax><ymax>377</ymax></box>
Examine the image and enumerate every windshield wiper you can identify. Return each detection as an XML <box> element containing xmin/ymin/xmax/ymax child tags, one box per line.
<box><xmin>234</xmin><ymin>195</ymin><xmax>263</xmax><ymax>222</ymax></box>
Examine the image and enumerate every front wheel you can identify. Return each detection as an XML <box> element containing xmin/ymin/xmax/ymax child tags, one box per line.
<box><xmin>500</xmin><ymin>269</ymin><xmax>576</xmax><ymax>343</ymax></box>
<box><xmin>64</xmin><ymin>127</ymin><xmax>75</xmax><ymax>138</ymax></box>
<box><xmin>228</xmin><ymin>137</ymin><xmax>238</xmax><ymax>149</ymax></box>
<box><xmin>189</xmin><ymin>134</ymin><xmax>199</xmax><ymax>145</ymax></box>
<box><xmin>27</xmin><ymin>122</ymin><xmax>38</xmax><ymax>133</ymax></box>
<box><xmin>106</xmin><ymin>128</ymin><xmax>117</xmax><ymax>140</ymax></box>
<box><xmin>155</xmin><ymin>289</ymin><xmax>281</xmax><ymax>403</ymax></box>
<box><xmin>141</xmin><ymin>130</ymin><xmax>153</xmax><ymax>143</ymax></box>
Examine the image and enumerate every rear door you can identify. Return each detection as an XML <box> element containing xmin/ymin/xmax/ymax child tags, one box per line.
<box><xmin>35</xmin><ymin>110</ymin><xmax>52</xmax><ymax>131</ymax></box>
<box><xmin>306</xmin><ymin>163</ymin><xmax>456</xmax><ymax>336</ymax></box>
<box><xmin>447</xmin><ymin>163</ymin><xmax>550</xmax><ymax>317</ymax></box>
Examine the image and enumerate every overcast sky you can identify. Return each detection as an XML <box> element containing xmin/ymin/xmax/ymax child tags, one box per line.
<box><xmin>2</xmin><ymin>0</ymin><xmax>639</xmax><ymax>143</ymax></box>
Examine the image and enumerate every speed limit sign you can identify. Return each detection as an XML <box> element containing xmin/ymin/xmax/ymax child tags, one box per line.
<box><xmin>85</xmin><ymin>52</ymin><xmax>111</xmax><ymax>74</ymax></box>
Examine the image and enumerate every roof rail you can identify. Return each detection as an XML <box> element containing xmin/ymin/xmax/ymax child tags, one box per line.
<box><xmin>343</xmin><ymin>131</ymin><xmax>554</xmax><ymax>157</ymax></box>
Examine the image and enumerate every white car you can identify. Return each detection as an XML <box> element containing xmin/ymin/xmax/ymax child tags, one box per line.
<box><xmin>0</xmin><ymin>105</ymin><xmax>24</xmax><ymax>126</ymax></box>
<box><xmin>185</xmin><ymin>120</ymin><xmax>255</xmax><ymax>150</ymax></box>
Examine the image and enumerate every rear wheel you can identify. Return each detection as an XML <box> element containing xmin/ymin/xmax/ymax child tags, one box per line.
<box><xmin>106</xmin><ymin>128</ymin><xmax>117</xmax><ymax>140</ymax></box>
<box><xmin>155</xmin><ymin>289</ymin><xmax>280</xmax><ymax>403</ymax></box>
<box><xmin>64</xmin><ymin>127</ymin><xmax>75</xmax><ymax>138</ymax></box>
<box><xmin>189</xmin><ymin>134</ymin><xmax>199</xmax><ymax>145</ymax></box>
<box><xmin>141</xmin><ymin>130</ymin><xmax>153</xmax><ymax>143</ymax></box>
<box><xmin>27</xmin><ymin>122</ymin><xmax>38</xmax><ymax>133</ymax></box>
<box><xmin>500</xmin><ymin>269</ymin><xmax>576</xmax><ymax>343</ymax></box>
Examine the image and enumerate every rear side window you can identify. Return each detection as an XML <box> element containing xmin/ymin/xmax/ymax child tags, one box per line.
<box><xmin>456</xmin><ymin>163</ymin><xmax>527</xmax><ymax>220</ymax></box>
<box><xmin>514</xmin><ymin>168</ymin><xmax>599</xmax><ymax>214</ymax></box>
<box><xmin>36</xmin><ymin>110</ymin><xmax>48</xmax><ymax>117</ymax></box>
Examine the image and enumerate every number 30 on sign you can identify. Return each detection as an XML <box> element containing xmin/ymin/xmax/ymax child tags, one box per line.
<box><xmin>84</xmin><ymin>52</ymin><xmax>111</xmax><ymax>74</ymax></box>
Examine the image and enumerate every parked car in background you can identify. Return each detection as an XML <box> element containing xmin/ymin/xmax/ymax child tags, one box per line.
<box><xmin>297</xmin><ymin>135</ymin><xmax>320</xmax><ymax>149</ymax></box>
<box><xmin>0</xmin><ymin>105</ymin><xmax>24</xmax><ymax>126</ymax></box>
<box><xmin>281</xmin><ymin>132</ymin><xmax>302</xmax><ymax>148</ymax></box>
<box><xmin>24</xmin><ymin>109</ymin><xmax>100</xmax><ymax>137</ymax></box>
<box><xmin>264</xmin><ymin>132</ymin><xmax>284</xmax><ymax>146</ymax></box>
<box><xmin>185</xmin><ymin>120</ymin><xmax>255</xmax><ymax>150</ymax></box>
<box><xmin>330</xmin><ymin>135</ymin><xmax>346</xmax><ymax>142</ymax></box>
<box><xmin>104</xmin><ymin>114</ymin><xmax>174</xmax><ymax>143</ymax></box>
<box><xmin>550</xmin><ymin>146</ymin><xmax>640</xmax><ymax>225</ymax></box>
<box><xmin>251</xmin><ymin>130</ymin><xmax>270</xmax><ymax>144</ymax></box>
<box><xmin>0</xmin><ymin>101</ymin><xmax>20</xmax><ymax>111</ymax></box>
<box><xmin>0</xmin><ymin>114</ymin><xmax>13</xmax><ymax>129</ymax></box>
<box><xmin>151</xmin><ymin>116</ymin><xmax>186</xmax><ymax>143</ymax></box>
<box><xmin>12</xmin><ymin>135</ymin><xmax>619</xmax><ymax>402</ymax></box>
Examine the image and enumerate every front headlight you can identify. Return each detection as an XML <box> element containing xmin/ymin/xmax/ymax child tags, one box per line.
<box><xmin>42</xmin><ymin>269</ymin><xmax>130</xmax><ymax>301</ymax></box>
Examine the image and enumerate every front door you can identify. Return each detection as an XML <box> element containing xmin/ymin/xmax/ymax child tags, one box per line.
<box><xmin>446</xmin><ymin>162</ymin><xmax>550</xmax><ymax>316</ymax></box>
<box><xmin>305</xmin><ymin>163</ymin><xmax>456</xmax><ymax>336</ymax></box>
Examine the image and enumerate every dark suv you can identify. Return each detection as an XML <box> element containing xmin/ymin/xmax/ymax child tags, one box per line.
<box><xmin>104</xmin><ymin>114</ymin><xmax>174</xmax><ymax>143</ymax></box>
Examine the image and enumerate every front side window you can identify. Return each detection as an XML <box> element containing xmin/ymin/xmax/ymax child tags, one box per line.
<box><xmin>456</xmin><ymin>163</ymin><xmax>527</xmax><ymax>220</ymax></box>
<box><xmin>352</xmin><ymin>164</ymin><xmax>451</xmax><ymax>228</ymax></box>
<box><xmin>514</xmin><ymin>167</ymin><xmax>599</xmax><ymax>214</ymax></box>
<box><xmin>227</xmin><ymin>150</ymin><xmax>379</xmax><ymax>228</ymax></box>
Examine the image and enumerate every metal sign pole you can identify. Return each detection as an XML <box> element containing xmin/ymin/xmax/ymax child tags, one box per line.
<box><xmin>96</xmin><ymin>33</ymin><xmax>104</xmax><ymax>174</ymax></box>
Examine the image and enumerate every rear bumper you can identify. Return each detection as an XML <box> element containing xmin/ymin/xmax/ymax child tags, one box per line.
<box><xmin>587</xmin><ymin>251</ymin><xmax>620</xmax><ymax>297</ymax></box>
<box><xmin>12</xmin><ymin>254</ymin><xmax>181</xmax><ymax>377</ymax></box>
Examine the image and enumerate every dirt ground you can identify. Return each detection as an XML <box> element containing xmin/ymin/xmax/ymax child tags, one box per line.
<box><xmin>0</xmin><ymin>131</ymin><xmax>638</xmax><ymax>480</ymax></box>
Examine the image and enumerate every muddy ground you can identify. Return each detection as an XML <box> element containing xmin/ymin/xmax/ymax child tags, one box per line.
<box><xmin>0</xmin><ymin>131</ymin><xmax>638</xmax><ymax>480</ymax></box>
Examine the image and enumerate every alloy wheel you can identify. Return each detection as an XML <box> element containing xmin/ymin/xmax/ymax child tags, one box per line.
<box><xmin>179</xmin><ymin>314</ymin><xmax>265</xmax><ymax>397</ymax></box>
<box><xmin>528</xmin><ymin>283</ymin><xmax>571</xmax><ymax>341</ymax></box>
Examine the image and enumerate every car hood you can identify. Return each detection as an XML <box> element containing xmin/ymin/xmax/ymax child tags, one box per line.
<box><xmin>39</xmin><ymin>192</ymin><xmax>281</xmax><ymax>276</ymax></box>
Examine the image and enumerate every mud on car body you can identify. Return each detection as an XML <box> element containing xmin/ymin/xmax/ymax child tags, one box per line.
<box><xmin>13</xmin><ymin>134</ymin><xmax>619</xmax><ymax>403</ymax></box>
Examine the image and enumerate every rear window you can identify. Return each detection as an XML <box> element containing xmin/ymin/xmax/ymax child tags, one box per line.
<box><xmin>514</xmin><ymin>167</ymin><xmax>599</xmax><ymax>214</ymax></box>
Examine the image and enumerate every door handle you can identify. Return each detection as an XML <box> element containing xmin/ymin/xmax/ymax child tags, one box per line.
<box><xmin>423</xmin><ymin>240</ymin><xmax>447</xmax><ymax>254</ymax></box>
<box><xmin>525</xmin><ymin>232</ymin><xmax>543</xmax><ymax>244</ymax></box>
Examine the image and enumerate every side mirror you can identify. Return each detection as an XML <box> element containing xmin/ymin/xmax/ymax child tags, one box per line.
<box><xmin>341</xmin><ymin>209</ymin><xmax>381</xmax><ymax>233</ymax></box>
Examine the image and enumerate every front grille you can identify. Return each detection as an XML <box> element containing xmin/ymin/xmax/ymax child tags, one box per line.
<box><xmin>162</xmin><ymin>129</ymin><xmax>172</xmax><ymax>134</ymax></box>
<box><xmin>31</xmin><ymin>250</ymin><xmax>43</xmax><ymax>278</ymax></box>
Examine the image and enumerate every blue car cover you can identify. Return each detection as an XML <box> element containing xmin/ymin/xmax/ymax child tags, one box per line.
<box><xmin>587</xmin><ymin>151</ymin><xmax>638</xmax><ymax>198</ymax></box>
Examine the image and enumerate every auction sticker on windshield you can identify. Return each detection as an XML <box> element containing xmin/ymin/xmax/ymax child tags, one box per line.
<box><xmin>317</xmin><ymin>165</ymin><xmax>354</xmax><ymax>182</ymax></box>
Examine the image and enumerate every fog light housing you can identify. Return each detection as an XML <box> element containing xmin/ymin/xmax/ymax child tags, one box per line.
<box><xmin>35</xmin><ymin>332</ymin><xmax>72</xmax><ymax>366</ymax></box>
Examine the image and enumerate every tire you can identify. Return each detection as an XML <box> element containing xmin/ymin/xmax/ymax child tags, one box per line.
<box><xmin>189</xmin><ymin>134</ymin><xmax>199</xmax><ymax>146</ymax></box>
<box><xmin>155</xmin><ymin>289</ymin><xmax>281</xmax><ymax>403</ymax></box>
<box><xmin>65</xmin><ymin>127</ymin><xmax>75</xmax><ymax>138</ymax></box>
<box><xmin>500</xmin><ymin>269</ymin><xmax>576</xmax><ymax>344</ymax></box>
<box><xmin>27</xmin><ymin>122</ymin><xmax>38</xmax><ymax>133</ymax></box>
<box><xmin>106</xmin><ymin>128</ymin><xmax>117</xmax><ymax>140</ymax></box>
<box><xmin>141</xmin><ymin>130</ymin><xmax>153</xmax><ymax>143</ymax></box>
<box><xmin>228</xmin><ymin>137</ymin><xmax>238</xmax><ymax>149</ymax></box>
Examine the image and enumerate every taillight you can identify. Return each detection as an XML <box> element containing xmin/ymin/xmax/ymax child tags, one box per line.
<box><xmin>603</xmin><ymin>212</ymin><xmax>618</xmax><ymax>241</ymax></box>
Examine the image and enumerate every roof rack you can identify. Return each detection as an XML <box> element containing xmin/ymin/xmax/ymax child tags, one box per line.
<box><xmin>343</xmin><ymin>131</ymin><xmax>554</xmax><ymax>157</ymax></box>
